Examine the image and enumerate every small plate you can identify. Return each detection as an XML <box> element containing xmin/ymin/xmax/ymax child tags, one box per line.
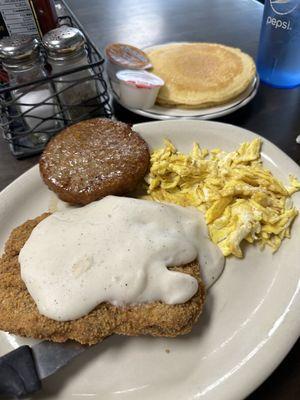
<box><xmin>112</xmin><ymin>42</ymin><xmax>259</xmax><ymax>120</ymax></box>
<box><xmin>0</xmin><ymin>120</ymin><xmax>299</xmax><ymax>400</ymax></box>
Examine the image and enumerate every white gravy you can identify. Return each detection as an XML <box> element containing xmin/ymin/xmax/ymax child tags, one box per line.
<box><xmin>19</xmin><ymin>196</ymin><xmax>224</xmax><ymax>321</ymax></box>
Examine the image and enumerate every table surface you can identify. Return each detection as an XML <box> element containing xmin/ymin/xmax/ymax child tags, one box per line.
<box><xmin>0</xmin><ymin>0</ymin><xmax>300</xmax><ymax>398</ymax></box>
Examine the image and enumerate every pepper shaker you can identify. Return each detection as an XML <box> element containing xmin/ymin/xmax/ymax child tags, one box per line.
<box><xmin>43</xmin><ymin>26</ymin><xmax>101</xmax><ymax>122</ymax></box>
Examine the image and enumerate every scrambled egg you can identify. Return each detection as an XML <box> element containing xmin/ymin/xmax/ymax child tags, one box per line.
<box><xmin>146</xmin><ymin>138</ymin><xmax>300</xmax><ymax>258</ymax></box>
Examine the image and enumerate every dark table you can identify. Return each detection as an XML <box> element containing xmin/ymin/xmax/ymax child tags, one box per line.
<box><xmin>0</xmin><ymin>0</ymin><xmax>299</xmax><ymax>398</ymax></box>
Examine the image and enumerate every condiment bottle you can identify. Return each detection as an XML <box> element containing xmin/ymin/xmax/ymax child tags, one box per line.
<box><xmin>31</xmin><ymin>0</ymin><xmax>59</xmax><ymax>36</ymax></box>
<box><xmin>43</xmin><ymin>26</ymin><xmax>100</xmax><ymax>122</ymax></box>
<box><xmin>0</xmin><ymin>35</ymin><xmax>63</xmax><ymax>144</ymax></box>
<box><xmin>0</xmin><ymin>0</ymin><xmax>58</xmax><ymax>39</ymax></box>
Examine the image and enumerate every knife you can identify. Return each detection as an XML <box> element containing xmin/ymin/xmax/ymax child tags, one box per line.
<box><xmin>0</xmin><ymin>341</ymin><xmax>87</xmax><ymax>398</ymax></box>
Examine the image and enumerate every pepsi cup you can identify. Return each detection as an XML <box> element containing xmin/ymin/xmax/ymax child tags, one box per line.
<box><xmin>257</xmin><ymin>0</ymin><xmax>300</xmax><ymax>88</ymax></box>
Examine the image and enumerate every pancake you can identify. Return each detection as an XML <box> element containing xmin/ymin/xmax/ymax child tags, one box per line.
<box><xmin>147</xmin><ymin>43</ymin><xmax>256</xmax><ymax>108</ymax></box>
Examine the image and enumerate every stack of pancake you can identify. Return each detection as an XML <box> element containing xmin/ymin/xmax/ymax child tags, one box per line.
<box><xmin>147</xmin><ymin>43</ymin><xmax>256</xmax><ymax>108</ymax></box>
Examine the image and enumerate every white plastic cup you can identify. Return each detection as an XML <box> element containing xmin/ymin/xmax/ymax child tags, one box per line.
<box><xmin>116</xmin><ymin>69</ymin><xmax>164</xmax><ymax>110</ymax></box>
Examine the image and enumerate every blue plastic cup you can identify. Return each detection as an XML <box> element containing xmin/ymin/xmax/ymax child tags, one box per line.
<box><xmin>257</xmin><ymin>0</ymin><xmax>300</xmax><ymax>88</ymax></box>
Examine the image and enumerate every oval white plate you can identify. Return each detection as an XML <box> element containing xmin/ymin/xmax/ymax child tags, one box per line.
<box><xmin>112</xmin><ymin>43</ymin><xmax>259</xmax><ymax>120</ymax></box>
<box><xmin>0</xmin><ymin>120</ymin><xmax>299</xmax><ymax>400</ymax></box>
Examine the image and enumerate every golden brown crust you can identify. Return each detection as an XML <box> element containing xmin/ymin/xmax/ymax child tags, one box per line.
<box><xmin>39</xmin><ymin>118</ymin><xmax>150</xmax><ymax>205</ymax></box>
<box><xmin>0</xmin><ymin>215</ymin><xmax>205</xmax><ymax>345</ymax></box>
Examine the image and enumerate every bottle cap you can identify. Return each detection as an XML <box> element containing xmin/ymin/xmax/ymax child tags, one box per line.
<box><xmin>0</xmin><ymin>35</ymin><xmax>40</xmax><ymax>68</ymax></box>
<box><xmin>43</xmin><ymin>26</ymin><xmax>86</xmax><ymax>60</ymax></box>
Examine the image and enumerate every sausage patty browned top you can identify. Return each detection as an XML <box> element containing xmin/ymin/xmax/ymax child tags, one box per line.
<box><xmin>40</xmin><ymin>118</ymin><xmax>150</xmax><ymax>205</ymax></box>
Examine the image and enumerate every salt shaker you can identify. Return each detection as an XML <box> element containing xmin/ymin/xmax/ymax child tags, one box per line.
<box><xmin>43</xmin><ymin>26</ymin><xmax>100</xmax><ymax>122</ymax></box>
<box><xmin>0</xmin><ymin>35</ymin><xmax>63</xmax><ymax>144</ymax></box>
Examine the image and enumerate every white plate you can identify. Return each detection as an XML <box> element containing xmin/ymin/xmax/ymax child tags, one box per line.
<box><xmin>112</xmin><ymin>42</ymin><xmax>259</xmax><ymax>120</ymax></box>
<box><xmin>0</xmin><ymin>120</ymin><xmax>300</xmax><ymax>400</ymax></box>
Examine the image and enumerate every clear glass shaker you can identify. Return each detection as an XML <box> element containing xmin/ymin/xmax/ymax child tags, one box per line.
<box><xmin>0</xmin><ymin>35</ymin><xmax>63</xmax><ymax>145</ymax></box>
<box><xmin>43</xmin><ymin>26</ymin><xmax>101</xmax><ymax>122</ymax></box>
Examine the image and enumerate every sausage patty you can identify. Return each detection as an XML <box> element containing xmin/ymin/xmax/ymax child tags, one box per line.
<box><xmin>39</xmin><ymin>118</ymin><xmax>150</xmax><ymax>205</ymax></box>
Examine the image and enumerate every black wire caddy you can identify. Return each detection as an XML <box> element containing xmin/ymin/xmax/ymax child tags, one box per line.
<box><xmin>0</xmin><ymin>15</ymin><xmax>112</xmax><ymax>158</ymax></box>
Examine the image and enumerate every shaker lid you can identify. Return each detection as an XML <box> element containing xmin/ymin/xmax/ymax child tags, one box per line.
<box><xmin>43</xmin><ymin>26</ymin><xmax>86</xmax><ymax>59</ymax></box>
<box><xmin>0</xmin><ymin>35</ymin><xmax>39</xmax><ymax>66</ymax></box>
